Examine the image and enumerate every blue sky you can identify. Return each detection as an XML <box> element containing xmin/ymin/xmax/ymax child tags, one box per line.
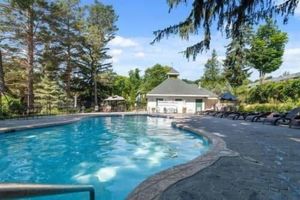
<box><xmin>87</xmin><ymin>0</ymin><xmax>300</xmax><ymax>80</ymax></box>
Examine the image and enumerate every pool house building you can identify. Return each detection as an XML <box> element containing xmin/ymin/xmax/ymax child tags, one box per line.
<box><xmin>147</xmin><ymin>68</ymin><xmax>218</xmax><ymax>114</ymax></box>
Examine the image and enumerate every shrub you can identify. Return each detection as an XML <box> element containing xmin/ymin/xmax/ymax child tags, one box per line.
<box><xmin>237</xmin><ymin>78</ymin><xmax>300</xmax><ymax>104</ymax></box>
<box><xmin>239</xmin><ymin>101</ymin><xmax>298</xmax><ymax>113</ymax></box>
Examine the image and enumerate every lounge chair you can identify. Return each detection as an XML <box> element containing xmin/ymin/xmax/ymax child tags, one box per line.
<box><xmin>227</xmin><ymin>112</ymin><xmax>241</xmax><ymax>120</ymax></box>
<box><xmin>236</xmin><ymin>112</ymin><xmax>256</xmax><ymax>120</ymax></box>
<box><xmin>276</xmin><ymin>107</ymin><xmax>300</xmax><ymax>126</ymax></box>
<box><xmin>246</xmin><ymin>112</ymin><xmax>272</xmax><ymax>122</ymax></box>
<box><xmin>245</xmin><ymin>112</ymin><xmax>261</xmax><ymax>121</ymax></box>
<box><xmin>263</xmin><ymin>108</ymin><xmax>300</xmax><ymax>126</ymax></box>
<box><xmin>263</xmin><ymin>112</ymin><xmax>287</xmax><ymax>125</ymax></box>
<box><xmin>217</xmin><ymin>111</ymin><xmax>233</xmax><ymax>118</ymax></box>
<box><xmin>252</xmin><ymin>112</ymin><xmax>273</xmax><ymax>122</ymax></box>
<box><xmin>290</xmin><ymin>115</ymin><xmax>300</xmax><ymax>128</ymax></box>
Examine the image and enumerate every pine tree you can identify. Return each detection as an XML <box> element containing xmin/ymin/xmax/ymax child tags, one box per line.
<box><xmin>200</xmin><ymin>50</ymin><xmax>228</xmax><ymax>95</ymax></box>
<box><xmin>152</xmin><ymin>0</ymin><xmax>298</xmax><ymax>59</ymax></box>
<box><xmin>45</xmin><ymin>0</ymin><xmax>82</xmax><ymax>97</ymax></box>
<box><xmin>0</xmin><ymin>0</ymin><xmax>50</xmax><ymax>112</ymax></box>
<box><xmin>223</xmin><ymin>24</ymin><xmax>252</xmax><ymax>87</ymax></box>
<box><xmin>76</xmin><ymin>1</ymin><xmax>117</xmax><ymax>109</ymax></box>
<box><xmin>35</xmin><ymin>75</ymin><xmax>66</xmax><ymax>113</ymax></box>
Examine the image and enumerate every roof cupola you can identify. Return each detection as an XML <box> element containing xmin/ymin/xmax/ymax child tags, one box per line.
<box><xmin>167</xmin><ymin>67</ymin><xmax>180</xmax><ymax>79</ymax></box>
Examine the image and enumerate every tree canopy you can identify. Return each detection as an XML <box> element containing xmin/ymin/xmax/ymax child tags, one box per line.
<box><xmin>248</xmin><ymin>19</ymin><xmax>288</xmax><ymax>84</ymax></box>
<box><xmin>223</xmin><ymin>24</ymin><xmax>253</xmax><ymax>87</ymax></box>
<box><xmin>200</xmin><ymin>50</ymin><xmax>230</xmax><ymax>94</ymax></box>
<box><xmin>152</xmin><ymin>0</ymin><xmax>298</xmax><ymax>59</ymax></box>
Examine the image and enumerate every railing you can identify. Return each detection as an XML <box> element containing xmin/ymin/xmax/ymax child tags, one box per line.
<box><xmin>0</xmin><ymin>183</ymin><xmax>95</xmax><ymax>200</ymax></box>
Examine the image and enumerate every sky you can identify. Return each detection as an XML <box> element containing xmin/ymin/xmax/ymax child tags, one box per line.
<box><xmin>87</xmin><ymin>0</ymin><xmax>300</xmax><ymax>81</ymax></box>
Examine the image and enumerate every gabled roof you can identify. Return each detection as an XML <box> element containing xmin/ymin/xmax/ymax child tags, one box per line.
<box><xmin>147</xmin><ymin>78</ymin><xmax>217</xmax><ymax>97</ymax></box>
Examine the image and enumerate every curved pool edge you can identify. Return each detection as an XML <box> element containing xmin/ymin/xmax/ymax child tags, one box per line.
<box><xmin>0</xmin><ymin>117</ymin><xmax>84</xmax><ymax>133</ymax></box>
<box><xmin>0</xmin><ymin>112</ymin><xmax>148</xmax><ymax>133</ymax></box>
<box><xmin>126</xmin><ymin>120</ymin><xmax>239</xmax><ymax>200</ymax></box>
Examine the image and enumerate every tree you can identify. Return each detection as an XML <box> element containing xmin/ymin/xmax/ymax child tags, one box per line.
<box><xmin>76</xmin><ymin>1</ymin><xmax>117</xmax><ymax>109</ymax></box>
<box><xmin>46</xmin><ymin>0</ymin><xmax>82</xmax><ymax>97</ymax></box>
<box><xmin>112</xmin><ymin>75</ymin><xmax>131</xmax><ymax>107</ymax></box>
<box><xmin>128</xmin><ymin>68</ymin><xmax>141</xmax><ymax>107</ymax></box>
<box><xmin>223</xmin><ymin>24</ymin><xmax>253</xmax><ymax>87</ymax></box>
<box><xmin>35</xmin><ymin>74</ymin><xmax>66</xmax><ymax>113</ymax></box>
<box><xmin>248</xmin><ymin>19</ymin><xmax>288</xmax><ymax>84</ymax></box>
<box><xmin>0</xmin><ymin>0</ymin><xmax>49</xmax><ymax>112</ymax></box>
<box><xmin>152</xmin><ymin>0</ymin><xmax>297</xmax><ymax>59</ymax></box>
<box><xmin>200</xmin><ymin>50</ymin><xmax>229</xmax><ymax>94</ymax></box>
<box><xmin>141</xmin><ymin>64</ymin><xmax>170</xmax><ymax>93</ymax></box>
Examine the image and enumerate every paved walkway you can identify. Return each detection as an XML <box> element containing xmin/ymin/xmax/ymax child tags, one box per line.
<box><xmin>160</xmin><ymin>116</ymin><xmax>300</xmax><ymax>200</ymax></box>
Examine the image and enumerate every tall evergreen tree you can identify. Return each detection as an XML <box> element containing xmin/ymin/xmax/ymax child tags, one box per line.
<box><xmin>46</xmin><ymin>0</ymin><xmax>82</xmax><ymax>97</ymax></box>
<box><xmin>223</xmin><ymin>24</ymin><xmax>253</xmax><ymax>87</ymax></box>
<box><xmin>35</xmin><ymin>74</ymin><xmax>66</xmax><ymax>113</ymax></box>
<box><xmin>0</xmin><ymin>0</ymin><xmax>49</xmax><ymax>112</ymax></box>
<box><xmin>76</xmin><ymin>1</ymin><xmax>117</xmax><ymax>109</ymax></box>
<box><xmin>200</xmin><ymin>50</ymin><xmax>228</xmax><ymax>94</ymax></box>
<box><xmin>248</xmin><ymin>19</ymin><xmax>288</xmax><ymax>84</ymax></box>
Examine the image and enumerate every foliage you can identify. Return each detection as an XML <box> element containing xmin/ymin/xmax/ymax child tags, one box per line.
<box><xmin>141</xmin><ymin>64</ymin><xmax>170</xmax><ymax>93</ymax></box>
<box><xmin>248</xmin><ymin>19</ymin><xmax>288</xmax><ymax>83</ymax></box>
<box><xmin>152</xmin><ymin>0</ymin><xmax>298</xmax><ymax>59</ymax></box>
<box><xmin>236</xmin><ymin>78</ymin><xmax>300</xmax><ymax>104</ymax></box>
<box><xmin>223</xmin><ymin>24</ymin><xmax>252</xmax><ymax>87</ymax></box>
<box><xmin>0</xmin><ymin>0</ymin><xmax>50</xmax><ymax>110</ymax></box>
<box><xmin>0</xmin><ymin>0</ymin><xmax>118</xmax><ymax>115</ymax></box>
<box><xmin>200</xmin><ymin>50</ymin><xmax>230</xmax><ymax>95</ymax></box>
<box><xmin>76</xmin><ymin>1</ymin><xmax>117</xmax><ymax>108</ymax></box>
<box><xmin>34</xmin><ymin>75</ymin><xmax>67</xmax><ymax>113</ymax></box>
<box><xmin>239</xmin><ymin>102</ymin><xmax>299</xmax><ymax>113</ymax></box>
<box><xmin>0</xmin><ymin>95</ymin><xmax>25</xmax><ymax>117</ymax></box>
<box><xmin>45</xmin><ymin>0</ymin><xmax>83</xmax><ymax>95</ymax></box>
<box><xmin>112</xmin><ymin>65</ymin><xmax>170</xmax><ymax>110</ymax></box>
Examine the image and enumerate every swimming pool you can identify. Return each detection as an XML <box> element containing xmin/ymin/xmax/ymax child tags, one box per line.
<box><xmin>0</xmin><ymin>116</ymin><xmax>210</xmax><ymax>199</ymax></box>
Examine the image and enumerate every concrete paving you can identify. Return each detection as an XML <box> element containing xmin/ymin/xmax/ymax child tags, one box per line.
<box><xmin>160</xmin><ymin>116</ymin><xmax>300</xmax><ymax>200</ymax></box>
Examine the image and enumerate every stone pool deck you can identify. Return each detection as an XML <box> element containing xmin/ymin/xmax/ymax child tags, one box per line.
<box><xmin>160</xmin><ymin>116</ymin><xmax>300</xmax><ymax>200</ymax></box>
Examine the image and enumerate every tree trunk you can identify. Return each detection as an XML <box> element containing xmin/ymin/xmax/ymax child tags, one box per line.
<box><xmin>0</xmin><ymin>49</ymin><xmax>5</xmax><ymax>93</ymax></box>
<box><xmin>26</xmin><ymin>7</ymin><xmax>34</xmax><ymax>113</ymax></box>
<box><xmin>0</xmin><ymin>49</ymin><xmax>3</xmax><ymax>113</ymax></box>
<box><xmin>94</xmin><ymin>71</ymin><xmax>98</xmax><ymax>111</ymax></box>
<box><xmin>65</xmin><ymin>18</ymin><xmax>71</xmax><ymax>97</ymax></box>
<box><xmin>259</xmin><ymin>70</ymin><xmax>265</xmax><ymax>85</ymax></box>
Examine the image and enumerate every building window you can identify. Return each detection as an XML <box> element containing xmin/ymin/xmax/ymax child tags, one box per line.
<box><xmin>156</xmin><ymin>98</ymin><xmax>163</xmax><ymax>106</ymax></box>
<box><xmin>175</xmin><ymin>99</ymin><xmax>182</xmax><ymax>101</ymax></box>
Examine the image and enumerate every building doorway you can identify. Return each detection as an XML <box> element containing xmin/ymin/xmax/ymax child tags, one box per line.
<box><xmin>195</xmin><ymin>99</ymin><xmax>203</xmax><ymax>113</ymax></box>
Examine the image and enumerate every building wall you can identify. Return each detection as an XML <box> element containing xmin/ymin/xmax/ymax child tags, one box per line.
<box><xmin>147</xmin><ymin>96</ymin><xmax>211</xmax><ymax>114</ymax></box>
<box><xmin>204</xmin><ymin>98</ymin><xmax>219</xmax><ymax>110</ymax></box>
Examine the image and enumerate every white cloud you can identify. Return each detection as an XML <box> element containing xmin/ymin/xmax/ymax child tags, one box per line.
<box><xmin>110</xmin><ymin>36</ymin><xmax>138</xmax><ymax>47</ymax></box>
<box><xmin>134</xmin><ymin>52</ymin><xmax>145</xmax><ymax>58</ymax></box>
<box><xmin>295</xmin><ymin>4</ymin><xmax>300</xmax><ymax>16</ymax></box>
<box><xmin>110</xmin><ymin>33</ymin><xmax>300</xmax><ymax>81</ymax></box>
<box><xmin>110</xmin><ymin>49</ymin><xmax>123</xmax><ymax>56</ymax></box>
<box><xmin>109</xmin><ymin>49</ymin><xmax>123</xmax><ymax>64</ymax></box>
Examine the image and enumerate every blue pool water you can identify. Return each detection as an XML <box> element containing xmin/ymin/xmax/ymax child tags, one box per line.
<box><xmin>0</xmin><ymin>116</ymin><xmax>210</xmax><ymax>200</ymax></box>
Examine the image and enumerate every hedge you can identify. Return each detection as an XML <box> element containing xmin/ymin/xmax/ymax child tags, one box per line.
<box><xmin>239</xmin><ymin>101</ymin><xmax>300</xmax><ymax>113</ymax></box>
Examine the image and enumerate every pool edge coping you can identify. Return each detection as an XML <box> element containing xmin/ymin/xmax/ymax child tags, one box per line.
<box><xmin>0</xmin><ymin>112</ymin><xmax>148</xmax><ymax>133</ymax></box>
<box><xmin>126</xmin><ymin>118</ymin><xmax>239</xmax><ymax>200</ymax></box>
